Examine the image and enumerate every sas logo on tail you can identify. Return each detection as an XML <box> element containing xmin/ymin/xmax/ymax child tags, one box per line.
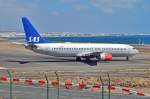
<box><xmin>28</xmin><ymin>36</ymin><xmax>40</xmax><ymax>42</ymax></box>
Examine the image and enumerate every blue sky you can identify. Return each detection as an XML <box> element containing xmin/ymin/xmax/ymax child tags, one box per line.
<box><xmin>0</xmin><ymin>0</ymin><xmax>150</xmax><ymax>33</ymax></box>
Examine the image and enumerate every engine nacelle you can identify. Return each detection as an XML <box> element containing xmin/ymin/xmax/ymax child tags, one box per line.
<box><xmin>100</xmin><ymin>53</ymin><xmax>112</xmax><ymax>61</ymax></box>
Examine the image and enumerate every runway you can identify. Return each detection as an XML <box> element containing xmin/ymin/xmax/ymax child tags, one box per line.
<box><xmin>0</xmin><ymin>84</ymin><xmax>149</xmax><ymax>99</ymax></box>
<box><xmin>0</xmin><ymin>41</ymin><xmax>150</xmax><ymax>72</ymax></box>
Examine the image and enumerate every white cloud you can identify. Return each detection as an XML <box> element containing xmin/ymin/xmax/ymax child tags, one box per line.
<box><xmin>0</xmin><ymin>0</ymin><xmax>38</xmax><ymax>18</ymax></box>
<box><xmin>51</xmin><ymin>11</ymin><xmax>60</xmax><ymax>16</ymax></box>
<box><xmin>61</xmin><ymin>0</ymin><xmax>89</xmax><ymax>11</ymax></box>
<box><xmin>91</xmin><ymin>0</ymin><xmax>139</xmax><ymax>8</ymax></box>
<box><xmin>0</xmin><ymin>0</ymin><xmax>40</xmax><ymax>31</ymax></box>
<box><xmin>91</xmin><ymin>0</ymin><xmax>141</xmax><ymax>13</ymax></box>
<box><xmin>72</xmin><ymin>4</ymin><xmax>89</xmax><ymax>11</ymax></box>
<box><xmin>61</xmin><ymin>0</ymin><xmax>142</xmax><ymax>13</ymax></box>
<box><xmin>61</xmin><ymin>0</ymin><xmax>80</xmax><ymax>3</ymax></box>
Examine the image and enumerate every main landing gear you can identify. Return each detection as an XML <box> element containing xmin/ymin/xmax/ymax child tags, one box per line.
<box><xmin>76</xmin><ymin>57</ymin><xmax>91</xmax><ymax>61</ymax></box>
<box><xmin>85</xmin><ymin>58</ymin><xmax>90</xmax><ymax>61</ymax></box>
<box><xmin>126</xmin><ymin>56</ymin><xmax>129</xmax><ymax>61</ymax></box>
<box><xmin>76</xmin><ymin>57</ymin><xmax>81</xmax><ymax>61</ymax></box>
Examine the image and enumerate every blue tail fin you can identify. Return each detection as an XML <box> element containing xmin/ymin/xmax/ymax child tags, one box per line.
<box><xmin>22</xmin><ymin>17</ymin><xmax>49</xmax><ymax>44</ymax></box>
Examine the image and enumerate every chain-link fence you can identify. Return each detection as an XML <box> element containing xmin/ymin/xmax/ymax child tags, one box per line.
<box><xmin>0</xmin><ymin>69</ymin><xmax>150</xmax><ymax>99</ymax></box>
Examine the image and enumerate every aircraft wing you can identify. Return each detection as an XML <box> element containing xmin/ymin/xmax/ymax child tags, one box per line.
<box><xmin>77</xmin><ymin>51</ymin><xmax>100</xmax><ymax>57</ymax></box>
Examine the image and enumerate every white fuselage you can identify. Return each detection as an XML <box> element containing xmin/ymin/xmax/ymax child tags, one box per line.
<box><xmin>30</xmin><ymin>43</ymin><xmax>139</xmax><ymax>58</ymax></box>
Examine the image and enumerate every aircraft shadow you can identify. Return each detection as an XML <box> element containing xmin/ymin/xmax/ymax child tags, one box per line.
<box><xmin>5</xmin><ymin>57</ymin><xmax>98</xmax><ymax>66</ymax></box>
<box><xmin>5</xmin><ymin>56</ymin><xmax>129</xmax><ymax>66</ymax></box>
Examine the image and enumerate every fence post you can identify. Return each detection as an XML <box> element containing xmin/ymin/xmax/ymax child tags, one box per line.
<box><xmin>100</xmin><ymin>76</ymin><xmax>104</xmax><ymax>99</ymax></box>
<box><xmin>99</xmin><ymin>75</ymin><xmax>104</xmax><ymax>99</ymax></box>
<box><xmin>54</xmin><ymin>71</ymin><xmax>60</xmax><ymax>99</ymax></box>
<box><xmin>45</xmin><ymin>74</ymin><xmax>49</xmax><ymax>99</ymax></box>
<box><xmin>107</xmin><ymin>72</ymin><xmax>110</xmax><ymax>99</ymax></box>
<box><xmin>6</xmin><ymin>70</ymin><xmax>12</xmax><ymax>99</ymax></box>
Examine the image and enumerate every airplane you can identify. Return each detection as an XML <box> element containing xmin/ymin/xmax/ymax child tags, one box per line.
<box><xmin>22</xmin><ymin>17</ymin><xmax>139</xmax><ymax>62</ymax></box>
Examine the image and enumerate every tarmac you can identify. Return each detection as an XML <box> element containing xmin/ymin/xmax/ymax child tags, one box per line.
<box><xmin>0</xmin><ymin>39</ymin><xmax>150</xmax><ymax>98</ymax></box>
<box><xmin>0</xmin><ymin>40</ymin><xmax>150</xmax><ymax>72</ymax></box>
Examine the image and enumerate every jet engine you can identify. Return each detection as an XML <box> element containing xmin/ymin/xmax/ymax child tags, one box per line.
<box><xmin>97</xmin><ymin>53</ymin><xmax>112</xmax><ymax>61</ymax></box>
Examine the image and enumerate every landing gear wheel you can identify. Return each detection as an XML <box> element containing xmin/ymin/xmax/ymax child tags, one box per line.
<box><xmin>85</xmin><ymin>58</ymin><xmax>90</xmax><ymax>61</ymax></box>
<box><xmin>126</xmin><ymin>56</ymin><xmax>129</xmax><ymax>61</ymax></box>
<box><xmin>76</xmin><ymin>57</ymin><xmax>81</xmax><ymax>61</ymax></box>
